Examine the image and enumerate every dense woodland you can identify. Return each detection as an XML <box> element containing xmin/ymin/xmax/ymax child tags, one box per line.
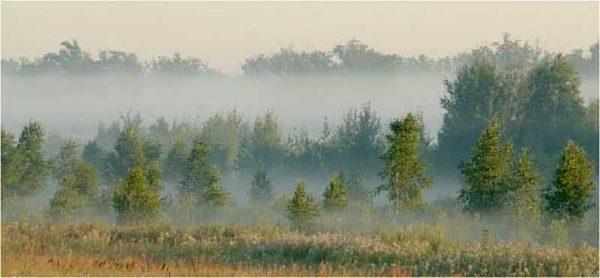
<box><xmin>1</xmin><ymin>35</ymin><xmax>598</xmax><ymax>247</ymax></box>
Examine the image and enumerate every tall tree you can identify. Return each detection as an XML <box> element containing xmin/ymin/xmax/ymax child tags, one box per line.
<box><xmin>322</xmin><ymin>172</ymin><xmax>348</xmax><ymax>211</ymax></box>
<box><xmin>1</xmin><ymin>129</ymin><xmax>24</xmax><ymax>198</ymax></box>
<box><xmin>458</xmin><ymin>119</ymin><xmax>513</xmax><ymax>214</ymax></box>
<box><xmin>164</xmin><ymin>134</ymin><xmax>189</xmax><ymax>182</ymax></box>
<box><xmin>435</xmin><ymin>59</ymin><xmax>516</xmax><ymax>174</ymax></box>
<box><xmin>543</xmin><ymin>140</ymin><xmax>595</xmax><ymax>221</ymax></box>
<box><xmin>249</xmin><ymin>163</ymin><xmax>274</xmax><ymax>203</ymax></box>
<box><xmin>287</xmin><ymin>181</ymin><xmax>319</xmax><ymax>231</ymax></box>
<box><xmin>517</xmin><ymin>55</ymin><xmax>587</xmax><ymax>170</ymax></box>
<box><xmin>376</xmin><ymin>113</ymin><xmax>433</xmax><ymax>210</ymax></box>
<box><xmin>15</xmin><ymin>121</ymin><xmax>49</xmax><ymax>197</ymax></box>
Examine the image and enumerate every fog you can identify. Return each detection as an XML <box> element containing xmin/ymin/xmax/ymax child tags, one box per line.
<box><xmin>2</xmin><ymin>73</ymin><xmax>449</xmax><ymax>139</ymax></box>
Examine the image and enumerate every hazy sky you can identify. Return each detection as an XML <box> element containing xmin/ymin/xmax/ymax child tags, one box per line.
<box><xmin>2</xmin><ymin>1</ymin><xmax>598</xmax><ymax>74</ymax></box>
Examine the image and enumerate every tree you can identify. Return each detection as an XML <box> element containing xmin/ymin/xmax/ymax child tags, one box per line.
<box><xmin>345</xmin><ymin>171</ymin><xmax>371</xmax><ymax>205</ymax></box>
<box><xmin>458</xmin><ymin>118</ymin><xmax>513</xmax><ymax>214</ymax></box>
<box><xmin>505</xmin><ymin>149</ymin><xmax>541</xmax><ymax>222</ymax></box>
<box><xmin>543</xmin><ymin>141</ymin><xmax>595</xmax><ymax>221</ymax></box>
<box><xmin>105</xmin><ymin>114</ymin><xmax>145</xmax><ymax>182</ymax></box>
<box><xmin>322</xmin><ymin>172</ymin><xmax>348</xmax><ymax>211</ymax></box>
<box><xmin>435</xmin><ymin>59</ymin><xmax>517</xmax><ymax>174</ymax></box>
<box><xmin>164</xmin><ymin>134</ymin><xmax>189</xmax><ymax>182</ymax></box>
<box><xmin>332</xmin><ymin>102</ymin><xmax>381</xmax><ymax>175</ymax></box>
<box><xmin>249</xmin><ymin>163</ymin><xmax>274</xmax><ymax>203</ymax></box>
<box><xmin>244</xmin><ymin>110</ymin><xmax>284</xmax><ymax>172</ymax></box>
<box><xmin>1</xmin><ymin>129</ymin><xmax>24</xmax><ymax>198</ymax></box>
<box><xmin>376</xmin><ymin>113</ymin><xmax>433</xmax><ymax>210</ymax></box>
<box><xmin>48</xmin><ymin>160</ymin><xmax>100</xmax><ymax>220</ymax></box>
<box><xmin>15</xmin><ymin>121</ymin><xmax>49</xmax><ymax>197</ymax></box>
<box><xmin>287</xmin><ymin>181</ymin><xmax>319</xmax><ymax>231</ymax></box>
<box><xmin>149</xmin><ymin>53</ymin><xmax>216</xmax><ymax>76</ymax></box>
<box><xmin>179</xmin><ymin>137</ymin><xmax>229</xmax><ymax>208</ymax></box>
<box><xmin>112</xmin><ymin>167</ymin><xmax>161</xmax><ymax>224</ymax></box>
<box><xmin>517</xmin><ymin>55</ymin><xmax>587</xmax><ymax>170</ymax></box>
<box><xmin>82</xmin><ymin>140</ymin><xmax>106</xmax><ymax>170</ymax></box>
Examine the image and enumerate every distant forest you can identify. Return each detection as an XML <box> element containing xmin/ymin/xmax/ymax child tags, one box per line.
<box><xmin>2</xmin><ymin>34</ymin><xmax>598</xmax><ymax>79</ymax></box>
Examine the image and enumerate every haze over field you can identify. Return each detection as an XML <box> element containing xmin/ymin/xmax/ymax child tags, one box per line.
<box><xmin>1</xmin><ymin>2</ymin><xmax>598</xmax><ymax>276</ymax></box>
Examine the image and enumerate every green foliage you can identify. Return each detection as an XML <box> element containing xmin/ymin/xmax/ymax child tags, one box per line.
<box><xmin>48</xmin><ymin>141</ymin><xmax>100</xmax><ymax>220</ymax></box>
<box><xmin>113</xmin><ymin>167</ymin><xmax>161</xmax><ymax>224</ymax></box>
<box><xmin>244</xmin><ymin>110</ymin><xmax>285</xmax><ymax>172</ymax></box>
<box><xmin>1</xmin><ymin>129</ymin><xmax>25</xmax><ymax>198</ymax></box>
<box><xmin>249</xmin><ymin>163</ymin><xmax>274</xmax><ymax>203</ymax></box>
<box><xmin>322</xmin><ymin>172</ymin><xmax>348</xmax><ymax>211</ymax></box>
<box><xmin>505</xmin><ymin>149</ymin><xmax>541</xmax><ymax>223</ymax></box>
<box><xmin>517</xmin><ymin>55</ymin><xmax>588</xmax><ymax>169</ymax></box>
<box><xmin>543</xmin><ymin>140</ymin><xmax>595</xmax><ymax>221</ymax></box>
<box><xmin>82</xmin><ymin>140</ymin><xmax>106</xmax><ymax>170</ymax></box>
<box><xmin>200</xmin><ymin>110</ymin><xmax>248</xmax><ymax>173</ymax></box>
<box><xmin>164</xmin><ymin>134</ymin><xmax>188</xmax><ymax>182</ymax></box>
<box><xmin>287</xmin><ymin>181</ymin><xmax>319</xmax><ymax>231</ymax></box>
<box><xmin>333</xmin><ymin>102</ymin><xmax>381</xmax><ymax>175</ymax></box>
<box><xmin>105</xmin><ymin>114</ymin><xmax>145</xmax><ymax>182</ymax></box>
<box><xmin>436</xmin><ymin>59</ymin><xmax>517</xmax><ymax>173</ymax></box>
<box><xmin>377</xmin><ymin>113</ymin><xmax>433</xmax><ymax>210</ymax></box>
<box><xmin>180</xmin><ymin>137</ymin><xmax>229</xmax><ymax>208</ymax></box>
<box><xmin>459</xmin><ymin>119</ymin><xmax>513</xmax><ymax>214</ymax></box>
<box><xmin>4</xmin><ymin>121</ymin><xmax>50</xmax><ymax>198</ymax></box>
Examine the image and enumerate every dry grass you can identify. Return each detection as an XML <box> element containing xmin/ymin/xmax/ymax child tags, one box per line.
<box><xmin>2</xmin><ymin>221</ymin><xmax>598</xmax><ymax>276</ymax></box>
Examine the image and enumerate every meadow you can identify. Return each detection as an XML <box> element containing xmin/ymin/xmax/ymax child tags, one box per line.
<box><xmin>3</xmin><ymin>219</ymin><xmax>598</xmax><ymax>277</ymax></box>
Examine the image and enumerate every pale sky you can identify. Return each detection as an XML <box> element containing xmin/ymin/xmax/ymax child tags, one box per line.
<box><xmin>2</xmin><ymin>1</ymin><xmax>598</xmax><ymax>74</ymax></box>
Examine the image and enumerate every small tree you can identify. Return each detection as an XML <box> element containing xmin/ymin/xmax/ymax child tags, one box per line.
<box><xmin>322</xmin><ymin>172</ymin><xmax>348</xmax><ymax>211</ymax></box>
<box><xmin>346</xmin><ymin>171</ymin><xmax>372</xmax><ymax>207</ymax></box>
<box><xmin>113</xmin><ymin>167</ymin><xmax>161</xmax><ymax>224</ymax></box>
<box><xmin>543</xmin><ymin>140</ymin><xmax>595</xmax><ymax>221</ymax></box>
<box><xmin>376</xmin><ymin>113</ymin><xmax>433</xmax><ymax>210</ymax></box>
<box><xmin>249</xmin><ymin>163</ymin><xmax>274</xmax><ymax>203</ymax></box>
<box><xmin>287</xmin><ymin>181</ymin><xmax>318</xmax><ymax>231</ymax></box>
<box><xmin>459</xmin><ymin>118</ymin><xmax>513</xmax><ymax>214</ymax></box>
<box><xmin>505</xmin><ymin>149</ymin><xmax>541</xmax><ymax>224</ymax></box>
<box><xmin>48</xmin><ymin>160</ymin><xmax>99</xmax><ymax>221</ymax></box>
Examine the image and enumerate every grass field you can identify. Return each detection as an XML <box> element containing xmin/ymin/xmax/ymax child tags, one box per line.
<box><xmin>2</xmin><ymin>221</ymin><xmax>598</xmax><ymax>276</ymax></box>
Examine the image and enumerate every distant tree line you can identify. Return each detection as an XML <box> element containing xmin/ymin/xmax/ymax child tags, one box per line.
<box><xmin>2</xmin><ymin>35</ymin><xmax>598</xmax><ymax>79</ymax></box>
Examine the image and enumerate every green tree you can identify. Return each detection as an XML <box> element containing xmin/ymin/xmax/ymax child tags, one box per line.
<box><xmin>517</xmin><ymin>55</ymin><xmax>587</xmax><ymax>170</ymax></box>
<box><xmin>180</xmin><ymin>137</ymin><xmax>229</xmax><ymax>208</ymax></box>
<box><xmin>322</xmin><ymin>172</ymin><xmax>348</xmax><ymax>211</ymax></box>
<box><xmin>287</xmin><ymin>181</ymin><xmax>319</xmax><ymax>231</ymax></box>
<box><xmin>459</xmin><ymin>119</ymin><xmax>513</xmax><ymax>214</ymax></box>
<box><xmin>245</xmin><ymin>110</ymin><xmax>284</xmax><ymax>172</ymax></box>
<box><xmin>82</xmin><ymin>140</ymin><xmax>106</xmax><ymax>170</ymax></box>
<box><xmin>113</xmin><ymin>167</ymin><xmax>161</xmax><ymax>224</ymax></box>
<box><xmin>435</xmin><ymin>59</ymin><xmax>517</xmax><ymax>174</ymax></box>
<box><xmin>48</xmin><ymin>160</ymin><xmax>100</xmax><ymax>220</ymax></box>
<box><xmin>249</xmin><ymin>163</ymin><xmax>274</xmax><ymax>203</ymax></box>
<box><xmin>164</xmin><ymin>134</ymin><xmax>189</xmax><ymax>182</ymax></box>
<box><xmin>1</xmin><ymin>129</ymin><xmax>24</xmax><ymax>198</ymax></box>
<box><xmin>505</xmin><ymin>149</ymin><xmax>541</xmax><ymax>222</ymax></box>
<box><xmin>105</xmin><ymin>114</ymin><xmax>145</xmax><ymax>182</ymax></box>
<box><xmin>543</xmin><ymin>140</ymin><xmax>595</xmax><ymax>221</ymax></box>
<box><xmin>376</xmin><ymin>113</ymin><xmax>433</xmax><ymax>210</ymax></box>
<box><xmin>15</xmin><ymin>121</ymin><xmax>49</xmax><ymax>197</ymax></box>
